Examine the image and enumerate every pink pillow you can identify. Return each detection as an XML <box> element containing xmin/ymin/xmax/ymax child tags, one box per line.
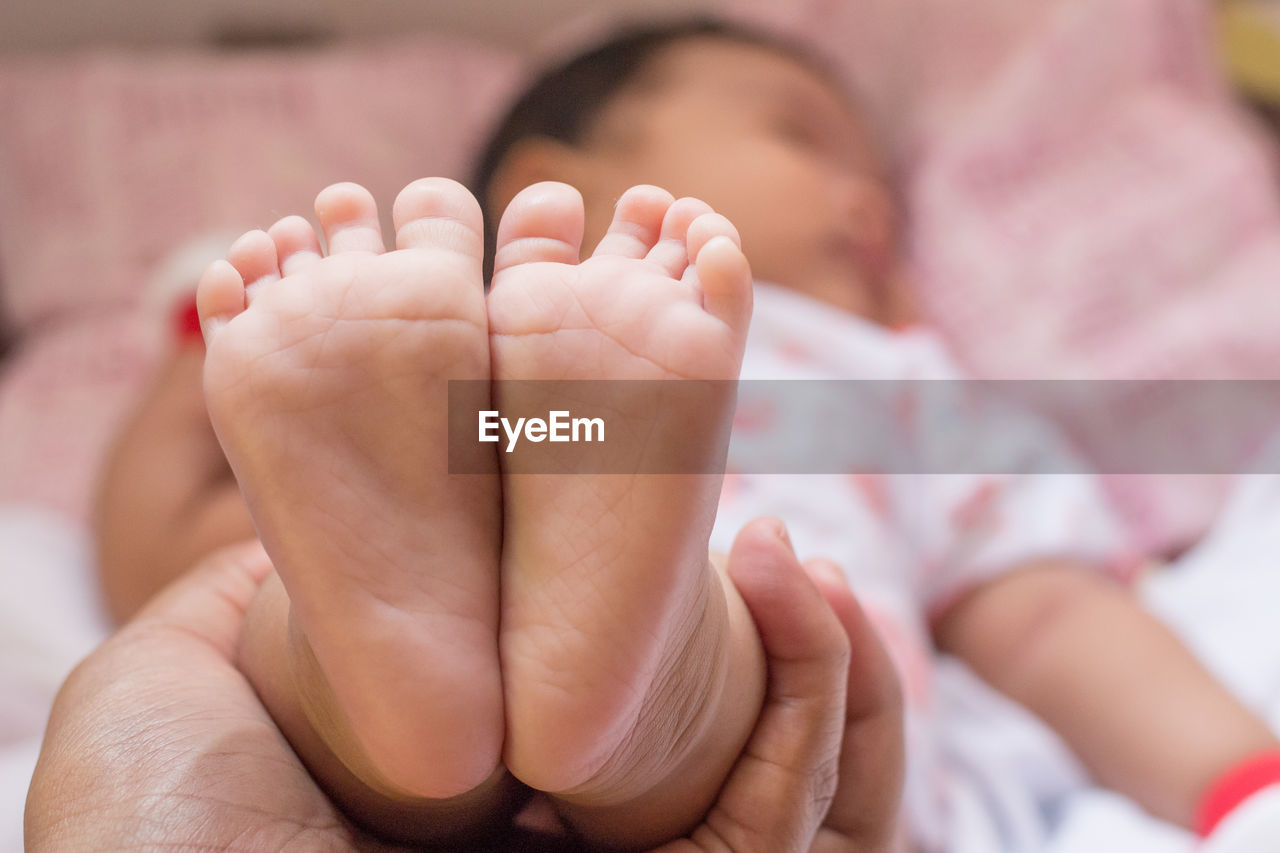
<box><xmin>0</xmin><ymin>35</ymin><xmax>518</xmax><ymax>520</ymax></box>
<box><xmin>903</xmin><ymin>0</ymin><xmax>1280</xmax><ymax>550</ymax></box>
<box><xmin>743</xmin><ymin>0</ymin><xmax>1280</xmax><ymax>550</ymax></box>
<box><xmin>0</xmin><ymin>35</ymin><xmax>519</xmax><ymax>331</ymax></box>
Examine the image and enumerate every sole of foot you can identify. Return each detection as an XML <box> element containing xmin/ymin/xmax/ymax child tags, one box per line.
<box><xmin>487</xmin><ymin>182</ymin><xmax>754</xmax><ymax>810</ymax></box>
<box><xmin>199</xmin><ymin>178</ymin><xmax>503</xmax><ymax>799</ymax></box>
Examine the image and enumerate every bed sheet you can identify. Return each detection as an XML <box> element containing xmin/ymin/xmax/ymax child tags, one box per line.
<box><xmin>0</xmin><ymin>506</ymin><xmax>108</xmax><ymax>853</ymax></box>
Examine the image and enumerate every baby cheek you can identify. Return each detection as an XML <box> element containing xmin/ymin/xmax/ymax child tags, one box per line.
<box><xmin>735</xmin><ymin>225</ymin><xmax>799</xmax><ymax>286</ymax></box>
<box><xmin>849</xmin><ymin>180</ymin><xmax>899</xmax><ymax>253</ymax></box>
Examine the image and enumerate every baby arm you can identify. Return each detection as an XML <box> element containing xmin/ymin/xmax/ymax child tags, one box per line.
<box><xmin>95</xmin><ymin>346</ymin><xmax>255</xmax><ymax>623</ymax></box>
<box><xmin>933</xmin><ymin>561</ymin><xmax>1279</xmax><ymax>829</ymax></box>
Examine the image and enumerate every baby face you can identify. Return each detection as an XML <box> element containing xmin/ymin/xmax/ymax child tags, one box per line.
<box><xmin>577</xmin><ymin>36</ymin><xmax>898</xmax><ymax>318</ymax></box>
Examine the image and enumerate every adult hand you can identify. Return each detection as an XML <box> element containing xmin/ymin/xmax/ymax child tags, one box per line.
<box><xmin>25</xmin><ymin>541</ymin><xmax>410</xmax><ymax>852</ymax></box>
<box><xmin>25</xmin><ymin>521</ymin><xmax>903</xmax><ymax>852</ymax></box>
<box><xmin>656</xmin><ymin>520</ymin><xmax>904</xmax><ymax>853</ymax></box>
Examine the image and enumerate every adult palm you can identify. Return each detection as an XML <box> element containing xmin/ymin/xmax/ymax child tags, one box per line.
<box><xmin>26</xmin><ymin>522</ymin><xmax>901</xmax><ymax>852</ymax></box>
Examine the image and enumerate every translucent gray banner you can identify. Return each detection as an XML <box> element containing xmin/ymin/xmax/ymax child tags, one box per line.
<box><xmin>447</xmin><ymin>380</ymin><xmax>1280</xmax><ymax>475</ymax></box>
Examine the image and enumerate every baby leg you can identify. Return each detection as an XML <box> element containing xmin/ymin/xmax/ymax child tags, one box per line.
<box><xmin>199</xmin><ymin>179</ymin><xmax>512</xmax><ymax>842</ymax></box>
<box><xmin>488</xmin><ymin>183</ymin><xmax>765</xmax><ymax>847</ymax></box>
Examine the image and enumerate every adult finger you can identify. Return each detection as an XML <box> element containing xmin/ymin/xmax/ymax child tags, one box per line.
<box><xmin>804</xmin><ymin>558</ymin><xmax>905</xmax><ymax>853</ymax></box>
<box><xmin>659</xmin><ymin>517</ymin><xmax>851</xmax><ymax>852</ymax></box>
<box><xmin>26</xmin><ymin>541</ymin><xmax>279</xmax><ymax>851</ymax></box>
<box><xmin>125</xmin><ymin>539</ymin><xmax>273</xmax><ymax>660</ymax></box>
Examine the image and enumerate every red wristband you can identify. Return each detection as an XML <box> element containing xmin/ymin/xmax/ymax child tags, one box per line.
<box><xmin>1195</xmin><ymin>750</ymin><xmax>1280</xmax><ymax>837</ymax></box>
<box><xmin>171</xmin><ymin>293</ymin><xmax>204</xmax><ymax>346</ymax></box>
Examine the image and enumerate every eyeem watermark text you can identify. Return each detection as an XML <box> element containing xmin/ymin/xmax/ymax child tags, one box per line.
<box><xmin>479</xmin><ymin>410</ymin><xmax>606</xmax><ymax>453</ymax></box>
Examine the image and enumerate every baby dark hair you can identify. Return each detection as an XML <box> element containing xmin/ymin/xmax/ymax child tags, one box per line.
<box><xmin>469</xmin><ymin>17</ymin><xmax>834</xmax><ymax>278</ymax></box>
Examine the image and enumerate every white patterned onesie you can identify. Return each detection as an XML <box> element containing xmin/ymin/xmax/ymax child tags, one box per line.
<box><xmin>709</xmin><ymin>283</ymin><xmax>1132</xmax><ymax>850</ymax></box>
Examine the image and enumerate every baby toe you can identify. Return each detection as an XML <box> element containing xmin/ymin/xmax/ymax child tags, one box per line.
<box><xmin>267</xmin><ymin>215</ymin><xmax>323</xmax><ymax>276</ymax></box>
<box><xmin>314</xmin><ymin>182</ymin><xmax>386</xmax><ymax>255</ymax></box>
<box><xmin>392</xmin><ymin>177</ymin><xmax>485</xmax><ymax>269</ymax></box>
<box><xmin>590</xmin><ymin>185</ymin><xmax>675</xmax><ymax>260</ymax></box>
<box><xmin>645</xmin><ymin>197</ymin><xmax>714</xmax><ymax>279</ymax></box>
<box><xmin>491</xmin><ymin>182</ymin><xmax>585</xmax><ymax>278</ymax></box>
<box><xmin>226</xmin><ymin>229</ymin><xmax>280</xmax><ymax>301</ymax></box>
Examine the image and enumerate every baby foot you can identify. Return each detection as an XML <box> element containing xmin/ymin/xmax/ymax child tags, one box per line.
<box><xmin>198</xmin><ymin>179</ymin><xmax>503</xmax><ymax>799</ymax></box>
<box><xmin>487</xmin><ymin>185</ymin><xmax>754</xmax><ymax>814</ymax></box>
